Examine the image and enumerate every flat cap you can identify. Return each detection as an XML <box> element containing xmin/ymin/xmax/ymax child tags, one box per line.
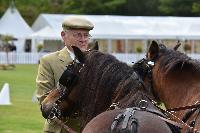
<box><xmin>62</xmin><ymin>16</ymin><xmax>94</xmax><ymax>31</ymax></box>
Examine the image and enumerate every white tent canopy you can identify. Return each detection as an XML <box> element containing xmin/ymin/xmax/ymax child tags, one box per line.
<box><xmin>0</xmin><ymin>6</ymin><xmax>33</xmax><ymax>38</ymax></box>
<box><xmin>0</xmin><ymin>6</ymin><xmax>33</xmax><ymax>52</ymax></box>
<box><xmin>29</xmin><ymin>26</ymin><xmax>59</xmax><ymax>40</ymax></box>
<box><xmin>32</xmin><ymin>14</ymin><xmax>200</xmax><ymax>40</ymax></box>
<box><xmin>29</xmin><ymin>26</ymin><xmax>60</xmax><ymax>52</ymax></box>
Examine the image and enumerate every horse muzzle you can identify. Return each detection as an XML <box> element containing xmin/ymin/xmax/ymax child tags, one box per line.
<box><xmin>40</xmin><ymin>103</ymin><xmax>56</xmax><ymax>119</ymax></box>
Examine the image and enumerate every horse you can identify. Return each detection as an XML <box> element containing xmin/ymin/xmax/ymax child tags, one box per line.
<box><xmin>41</xmin><ymin>43</ymin><xmax>180</xmax><ymax>133</ymax></box>
<box><xmin>82</xmin><ymin>105</ymin><xmax>181</xmax><ymax>133</ymax></box>
<box><xmin>133</xmin><ymin>40</ymin><xmax>200</xmax><ymax>132</ymax></box>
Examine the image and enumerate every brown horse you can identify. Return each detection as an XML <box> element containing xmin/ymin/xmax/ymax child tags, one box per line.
<box><xmin>134</xmin><ymin>41</ymin><xmax>200</xmax><ymax>132</ymax></box>
<box><xmin>41</xmin><ymin>44</ymin><xmax>179</xmax><ymax>132</ymax></box>
<box><xmin>82</xmin><ymin>106</ymin><xmax>180</xmax><ymax>133</ymax></box>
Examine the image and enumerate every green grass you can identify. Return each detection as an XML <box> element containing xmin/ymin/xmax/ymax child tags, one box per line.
<box><xmin>0</xmin><ymin>64</ymin><xmax>44</xmax><ymax>133</ymax></box>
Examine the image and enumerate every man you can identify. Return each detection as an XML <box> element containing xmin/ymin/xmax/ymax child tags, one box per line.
<box><xmin>36</xmin><ymin>16</ymin><xmax>94</xmax><ymax>133</ymax></box>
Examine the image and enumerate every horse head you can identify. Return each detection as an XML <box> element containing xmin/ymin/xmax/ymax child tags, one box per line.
<box><xmin>132</xmin><ymin>40</ymin><xmax>188</xmax><ymax>103</ymax></box>
<box><xmin>133</xmin><ymin>40</ymin><xmax>200</xmax><ymax>130</ymax></box>
<box><xmin>40</xmin><ymin>63</ymin><xmax>80</xmax><ymax>120</ymax></box>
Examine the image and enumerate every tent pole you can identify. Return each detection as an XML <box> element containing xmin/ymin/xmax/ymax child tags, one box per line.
<box><xmin>108</xmin><ymin>39</ymin><xmax>112</xmax><ymax>53</ymax></box>
<box><xmin>191</xmin><ymin>40</ymin><xmax>195</xmax><ymax>53</ymax></box>
<box><xmin>125</xmin><ymin>39</ymin><xmax>128</xmax><ymax>53</ymax></box>
<box><xmin>143</xmin><ymin>40</ymin><xmax>148</xmax><ymax>53</ymax></box>
<box><xmin>31</xmin><ymin>38</ymin><xmax>36</xmax><ymax>52</ymax></box>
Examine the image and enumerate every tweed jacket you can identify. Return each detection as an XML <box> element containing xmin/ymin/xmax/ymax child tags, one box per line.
<box><xmin>36</xmin><ymin>47</ymin><xmax>78</xmax><ymax>133</ymax></box>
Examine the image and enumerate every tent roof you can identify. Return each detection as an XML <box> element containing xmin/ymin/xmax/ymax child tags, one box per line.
<box><xmin>0</xmin><ymin>6</ymin><xmax>33</xmax><ymax>38</ymax></box>
<box><xmin>29</xmin><ymin>26</ymin><xmax>59</xmax><ymax>40</ymax></box>
<box><xmin>32</xmin><ymin>14</ymin><xmax>200</xmax><ymax>40</ymax></box>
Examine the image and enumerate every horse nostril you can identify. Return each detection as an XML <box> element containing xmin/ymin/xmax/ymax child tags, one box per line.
<box><xmin>40</xmin><ymin>104</ymin><xmax>51</xmax><ymax>119</ymax></box>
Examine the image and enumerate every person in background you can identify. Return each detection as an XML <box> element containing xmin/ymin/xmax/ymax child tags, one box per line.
<box><xmin>36</xmin><ymin>16</ymin><xmax>94</xmax><ymax>133</ymax></box>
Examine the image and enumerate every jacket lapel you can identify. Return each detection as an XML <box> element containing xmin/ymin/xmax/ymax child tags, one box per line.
<box><xmin>58</xmin><ymin>47</ymin><xmax>73</xmax><ymax>66</ymax></box>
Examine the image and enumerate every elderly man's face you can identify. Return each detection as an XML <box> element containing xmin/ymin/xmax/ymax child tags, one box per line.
<box><xmin>61</xmin><ymin>29</ymin><xmax>91</xmax><ymax>51</ymax></box>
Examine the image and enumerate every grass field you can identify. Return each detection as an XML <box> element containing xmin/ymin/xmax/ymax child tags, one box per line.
<box><xmin>0</xmin><ymin>64</ymin><xmax>44</xmax><ymax>133</ymax></box>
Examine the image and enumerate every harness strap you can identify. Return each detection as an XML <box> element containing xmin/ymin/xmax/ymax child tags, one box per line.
<box><xmin>167</xmin><ymin>102</ymin><xmax>200</xmax><ymax>112</ymax></box>
<box><xmin>183</xmin><ymin>108</ymin><xmax>198</xmax><ymax>122</ymax></box>
<box><xmin>122</xmin><ymin>108</ymin><xmax>135</xmax><ymax>129</ymax></box>
<box><xmin>111</xmin><ymin>108</ymin><xmax>138</xmax><ymax>133</ymax></box>
<box><xmin>157</xmin><ymin>115</ymin><xmax>183</xmax><ymax>129</ymax></box>
<box><xmin>144</xmin><ymin>95</ymin><xmax>195</xmax><ymax>131</ymax></box>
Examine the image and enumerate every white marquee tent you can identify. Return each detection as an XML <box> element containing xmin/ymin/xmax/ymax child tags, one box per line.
<box><xmin>0</xmin><ymin>6</ymin><xmax>33</xmax><ymax>52</ymax></box>
<box><xmin>32</xmin><ymin>14</ymin><xmax>200</xmax><ymax>40</ymax></box>
<box><xmin>30</xmin><ymin>26</ymin><xmax>57</xmax><ymax>40</ymax></box>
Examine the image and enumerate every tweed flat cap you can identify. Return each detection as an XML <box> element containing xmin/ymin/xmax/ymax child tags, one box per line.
<box><xmin>62</xmin><ymin>16</ymin><xmax>94</xmax><ymax>31</ymax></box>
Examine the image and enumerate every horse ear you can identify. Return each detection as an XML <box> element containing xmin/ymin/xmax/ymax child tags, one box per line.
<box><xmin>72</xmin><ymin>46</ymin><xmax>85</xmax><ymax>63</ymax></box>
<box><xmin>147</xmin><ymin>40</ymin><xmax>159</xmax><ymax>59</ymax></box>
<box><xmin>90</xmin><ymin>41</ymin><xmax>99</xmax><ymax>50</ymax></box>
<box><xmin>173</xmin><ymin>42</ymin><xmax>181</xmax><ymax>51</ymax></box>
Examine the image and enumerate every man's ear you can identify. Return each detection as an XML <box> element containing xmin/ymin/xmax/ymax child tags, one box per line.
<box><xmin>147</xmin><ymin>40</ymin><xmax>159</xmax><ymax>59</ymax></box>
<box><xmin>61</xmin><ymin>31</ymin><xmax>65</xmax><ymax>39</ymax></box>
<box><xmin>90</xmin><ymin>41</ymin><xmax>99</xmax><ymax>50</ymax></box>
<box><xmin>72</xmin><ymin>46</ymin><xmax>85</xmax><ymax>63</ymax></box>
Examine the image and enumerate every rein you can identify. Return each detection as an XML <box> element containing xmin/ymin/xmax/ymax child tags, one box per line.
<box><xmin>145</xmin><ymin>95</ymin><xmax>197</xmax><ymax>132</ymax></box>
<box><xmin>167</xmin><ymin>101</ymin><xmax>200</xmax><ymax>112</ymax></box>
<box><xmin>167</xmin><ymin>101</ymin><xmax>200</xmax><ymax>130</ymax></box>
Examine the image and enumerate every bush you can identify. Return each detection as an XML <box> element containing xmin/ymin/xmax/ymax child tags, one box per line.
<box><xmin>37</xmin><ymin>44</ymin><xmax>44</xmax><ymax>52</ymax></box>
<box><xmin>136</xmin><ymin>46</ymin><xmax>143</xmax><ymax>53</ymax></box>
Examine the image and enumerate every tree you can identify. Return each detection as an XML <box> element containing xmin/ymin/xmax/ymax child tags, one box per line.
<box><xmin>1</xmin><ymin>0</ymin><xmax>200</xmax><ymax>25</ymax></box>
<box><xmin>119</xmin><ymin>0</ymin><xmax>160</xmax><ymax>16</ymax></box>
<box><xmin>192</xmin><ymin>1</ymin><xmax>200</xmax><ymax>14</ymax></box>
<box><xmin>1</xmin><ymin>35</ymin><xmax>13</xmax><ymax>64</ymax></box>
<box><xmin>61</xmin><ymin>0</ymin><xmax>127</xmax><ymax>15</ymax></box>
<box><xmin>158</xmin><ymin>0</ymin><xmax>200</xmax><ymax>16</ymax></box>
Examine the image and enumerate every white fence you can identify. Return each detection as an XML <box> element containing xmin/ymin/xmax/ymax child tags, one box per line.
<box><xmin>0</xmin><ymin>52</ymin><xmax>46</xmax><ymax>64</ymax></box>
<box><xmin>0</xmin><ymin>52</ymin><xmax>200</xmax><ymax>64</ymax></box>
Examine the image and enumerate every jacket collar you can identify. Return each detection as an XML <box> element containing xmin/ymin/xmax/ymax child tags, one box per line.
<box><xmin>58</xmin><ymin>47</ymin><xmax>73</xmax><ymax>65</ymax></box>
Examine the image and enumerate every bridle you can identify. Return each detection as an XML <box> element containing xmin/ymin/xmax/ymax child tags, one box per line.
<box><xmin>132</xmin><ymin>57</ymin><xmax>160</xmax><ymax>101</ymax></box>
<box><xmin>41</xmin><ymin>60</ymin><xmax>85</xmax><ymax>120</ymax></box>
<box><xmin>139</xmin><ymin>56</ymin><xmax>200</xmax><ymax>132</ymax></box>
<box><xmin>44</xmin><ymin>84</ymin><xmax>75</xmax><ymax>120</ymax></box>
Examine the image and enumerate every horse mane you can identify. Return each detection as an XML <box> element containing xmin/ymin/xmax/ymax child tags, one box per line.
<box><xmin>158</xmin><ymin>45</ymin><xmax>200</xmax><ymax>76</ymax></box>
<box><xmin>76</xmin><ymin>50</ymin><xmax>153</xmax><ymax>127</ymax></box>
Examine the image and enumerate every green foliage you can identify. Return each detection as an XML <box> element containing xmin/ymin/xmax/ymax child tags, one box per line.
<box><xmin>37</xmin><ymin>44</ymin><xmax>44</xmax><ymax>52</ymax></box>
<box><xmin>159</xmin><ymin>0</ymin><xmax>200</xmax><ymax>16</ymax></box>
<box><xmin>61</xmin><ymin>0</ymin><xmax>127</xmax><ymax>14</ymax></box>
<box><xmin>0</xmin><ymin>64</ymin><xmax>44</xmax><ymax>133</ymax></box>
<box><xmin>184</xmin><ymin>44</ymin><xmax>191</xmax><ymax>51</ymax></box>
<box><xmin>192</xmin><ymin>2</ymin><xmax>200</xmax><ymax>14</ymax></box>
<box><xmin>1</xmin><ymin>35</ymin><xmax>13</xmax><ymax>43</ymax></box>
<box><xmin>136</xmin><ymin>46</ymin><xmax>143</xmax><ymax>53</ymax></box>
<box><xmin>120</xmin><ymin>0</ymin><xmax>160</xmax><ymax>16</ymax></box>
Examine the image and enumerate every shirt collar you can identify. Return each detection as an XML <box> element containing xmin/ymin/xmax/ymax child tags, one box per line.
<box><xmin>66</xmin><ymin>46</ymin><xmax>80</xmax><ymax>63</ymax></box>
